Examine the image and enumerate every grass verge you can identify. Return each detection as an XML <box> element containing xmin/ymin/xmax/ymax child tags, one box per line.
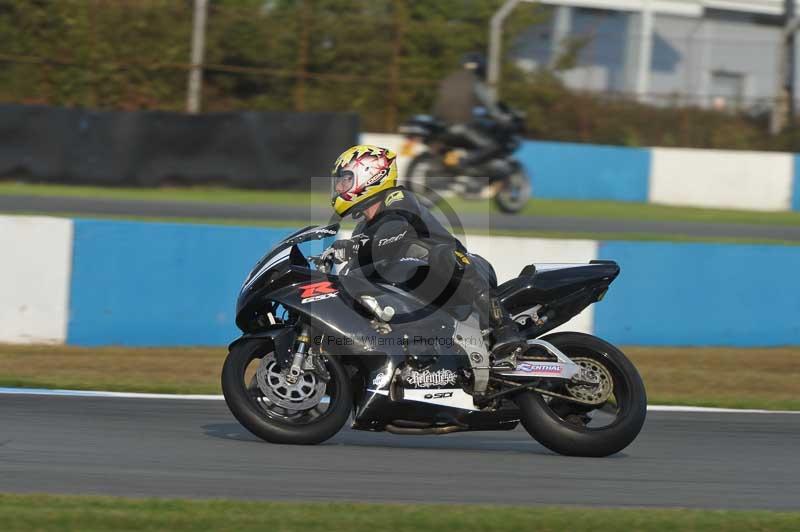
<box><xmin>3</xmin><ymin>181</ymin><xmax>800</xmax><ymax>227</ymax></box>
<box><xmin>1</xmin><ymin>344</ymin><xmax>798</xmax><ymax>410</ymax></box>
<box><xmin>4</xmin><ymin>210</ymin><xmax>798</xmax><ymax>245</ymax></box>
<box><xmin>0</xmin><ymin>494</ymin><xmax>798</xmax><ymax>532</ymax></box>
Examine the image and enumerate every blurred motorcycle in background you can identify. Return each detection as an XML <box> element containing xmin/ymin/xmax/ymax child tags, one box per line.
<box><xmin>398</xmin><ymin>103</ymin><xmax>532</xmax><ymax>213</ymax></box>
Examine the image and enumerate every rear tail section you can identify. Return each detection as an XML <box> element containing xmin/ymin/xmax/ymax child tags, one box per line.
<box><xmin>495</xmin><ymin>261</ymin><xmax>619</xmax><ymax>338</ymax></box>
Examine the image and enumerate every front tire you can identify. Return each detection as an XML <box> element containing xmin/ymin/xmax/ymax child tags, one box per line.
<box><xmin>222</xmin><ymin>340</ymin><xmax>352</xmax><ymax>445</ymax></box>
<box><xmin>514</xmin><ymin>332</ymin><xmax>646</xmax><ymax>457</ymax></box>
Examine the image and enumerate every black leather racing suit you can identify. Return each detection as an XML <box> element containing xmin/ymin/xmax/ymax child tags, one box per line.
<box><xmin>337</xmin><ymin>187</ymin><xmax>509</xmax><ymax>344</ymax></box>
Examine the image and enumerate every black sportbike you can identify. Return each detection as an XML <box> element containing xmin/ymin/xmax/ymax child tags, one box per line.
<box><xmin>222</xmin><ymin>224</ymin><xmax>646</xmax><ymax>457</ymax></box>
<box><xmin>398</xmin><ymin>105</ymin><xmax>531</xmax><ymax>213</ymax></box>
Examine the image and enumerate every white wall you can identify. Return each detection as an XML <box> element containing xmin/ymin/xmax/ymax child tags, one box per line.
<box><xmin>0</xmin><ymin>216</ymin><xmax>73</xmax><ymax>344</ymax></box>
<box><xmin>649</xmin><ymin>147</ymin><xmax>794</xmax><ymax>211</ymax></box>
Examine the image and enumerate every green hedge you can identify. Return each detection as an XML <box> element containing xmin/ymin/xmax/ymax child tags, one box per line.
<box><xmin>0</xmin><ymin>0</ymin><xmax>794</xmax><ymax>150</ymax></box>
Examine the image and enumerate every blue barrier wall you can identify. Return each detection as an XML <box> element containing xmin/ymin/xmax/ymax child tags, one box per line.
<box><xmin>68</xmin><ymin>220</ymin><xmax>298</xmax><ymax>346</ymax></box>
<box><xmin>793</xmin><ymin>155</ymin><xmax>800</xmax><ymax>212</ymax></box>
<box><xmin>517</xmin><ymin>140</ymin><xmax>651</xmax><ymax>202</ymax></box>
<box><xmin>594</xmin><ymin>241</ymin><xmax>800</xmax><ymax>346</ymax></box>
<box><xmin>66</xmin><ymin>219</ymin><xmax>800</xmax><ymax>347</ymax></box>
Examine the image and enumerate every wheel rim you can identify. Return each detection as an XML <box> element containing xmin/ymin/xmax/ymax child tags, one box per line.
<box><xmin>565</xmin><ymin>357</ymin><xmax>614</xmax><ymax>405</ymax></box>
<box><xmin>540</xmin><ymin>346</ymin><xmax>633</xmax><ymax>431</ymax></box>
<box><xmin>242</xmin><ymin>350</ymin><xmax>338</xmax><ymax>426</ymax></box>
<box><xmin>257</xmin><ymin>354</ymin><xmax>327</xmax><ymax>411</ymax></box>
<box><xmin>408</xmin><ymin>160</ymin><xmax>431</xmax><ymax>191</ymax></box>
<box><xmin>497</xmin><ymin>172</ymin><xmax>530</xmax><ymax>210</ymax></box>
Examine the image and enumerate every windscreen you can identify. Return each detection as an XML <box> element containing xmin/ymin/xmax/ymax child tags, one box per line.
<box><xmin>241</xmin><ymin>223</ymin><xmax>340</xmax><ymax>291</ymax></box>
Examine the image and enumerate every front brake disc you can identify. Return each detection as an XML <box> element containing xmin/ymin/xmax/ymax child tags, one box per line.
<box><xmin>256</xmin><ymin>353</ymin><xmax>326</xmax><ymax>411</ymax></box>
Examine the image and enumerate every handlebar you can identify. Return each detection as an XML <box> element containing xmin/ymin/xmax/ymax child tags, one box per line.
<box><xmin>308</xmin><ymin>250</ymin><xmax>335</xmax><ymax>274</ymax></box>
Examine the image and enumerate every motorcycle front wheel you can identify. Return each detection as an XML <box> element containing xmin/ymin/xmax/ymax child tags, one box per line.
<box><xmin>222</xmin><ymin>340</ymin><xmax>352</xmax><ymax>445</ymax></box>
<box><xmin>514</xmin><ymin>332</ymin><xmax>647</xmax><ymax>457</ymax></box>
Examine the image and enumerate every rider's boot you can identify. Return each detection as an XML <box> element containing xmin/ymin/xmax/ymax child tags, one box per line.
<box><xmin>478</xmin><ymin>293</ymin><xmax>526</xmax><ymax>368</ymax></box>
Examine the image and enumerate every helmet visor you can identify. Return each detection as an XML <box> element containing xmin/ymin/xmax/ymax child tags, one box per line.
<box><xmin>332</xmin><ymin>170</ymin><xmax>355</xmax><ymax>201</ymax></box>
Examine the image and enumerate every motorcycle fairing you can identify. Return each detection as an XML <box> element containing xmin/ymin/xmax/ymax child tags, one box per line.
<box><xmin>254</xmin><ymin>271</ymin><xmax>459</xmax><ymax>357</ymax></box>
<box><xmin>495</xmin><ymin>261</ymin><xmax>619</xmax><ymax>337</ymax></box>
<box><xmin>231</xmin><ymin>225</ymin><xmax>619</xmax><ymax>433</ymax></box>
<box><xmin>228</xmin><ymin>325</ymin><xmax>297</xmax><ymax>368</ymax></box>
<box><xmin>238</xmin><ymin>223</ymin><xmax>339</xmax><ymax>310</ymax></box>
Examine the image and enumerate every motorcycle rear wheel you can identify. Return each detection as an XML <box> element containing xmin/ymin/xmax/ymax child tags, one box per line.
<box><xmin>405</xmin><ymin>153</ymin><xmax>446</xmax><ymax>209</ymax></box>
<box><xmin>514</xmin><ymin>332</ymin><xmax>647</xmax><ymax>457</ymax></box>
<box><xmin>494</xmin><ymin>168</ymin><xmax>531</xmax><ymax>213</ymax></box>
<box><xmin>222</xmin><ymin>340</ymin><xmax>352</xmax><ymax>445</ymax></box>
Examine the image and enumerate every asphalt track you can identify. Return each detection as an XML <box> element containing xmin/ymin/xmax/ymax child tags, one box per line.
<box><xmin>1</xmin><ymin>392</ymin><xmax>798</xmax><ymax>510</ymax></box>
<box><xmin>3</xmin><ymin>194</ymin><xmax>800</xmax><ymax>241</ymax></box>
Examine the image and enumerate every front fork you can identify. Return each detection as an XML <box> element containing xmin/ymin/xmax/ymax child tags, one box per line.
<box><xmin>285</xmin><ymin>324</ymin><xmax>313</xmax><ymax>384</ymax></box>
<box><xmin>285</xmin><ymin>323</ymin><xmax>330</xmax><ymax>384</ymax></box>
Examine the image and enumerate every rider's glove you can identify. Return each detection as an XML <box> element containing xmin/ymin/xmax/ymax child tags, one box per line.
<box><xmin>331</xmin><ymin>238</ymin><xmax>356</xmax><ymax>264</ymax></box>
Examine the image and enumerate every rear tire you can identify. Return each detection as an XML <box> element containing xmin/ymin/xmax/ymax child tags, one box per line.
<box><xmin>494</xmin><ymin>167</ymin><xmax>531</xmax><ymax>213</ymax></box>
<box><xmin>514</xmin><ymin>332</ymin><xmax>646</xmax><ymax>457</ymax></box>
<box><xmin>405</xmin><ymin>153</ymin><xmax>446</xmax><ymax>209</ymax></box>
<box><xmin>222</xmin><ymin>340</ymin><xmax>352</xmax><ymax>445</ymax></box>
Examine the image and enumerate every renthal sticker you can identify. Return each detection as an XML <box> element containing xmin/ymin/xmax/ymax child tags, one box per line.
<box><xmin>516</xmin><ymin>362</ymin><xmax>563</xmax><ymax>374</ymax></box>
<box><xmin>378</xmin><ymin>230</ymin><xmax>407</xmax><ymax>247</ymax></box>
<box><xmin>299</xmin><ymin>281</ymin><xmax>339</xmax><ymax>304</ymax></box>
<box><xmin>405</xmin><ymin>369</ymin><xmax>457</xmax><ymax>388</ymax></box>
<box><xmin>372</xmin><ymin>372</ymin><xmax>390</xmax><ymax>388</ymax></box>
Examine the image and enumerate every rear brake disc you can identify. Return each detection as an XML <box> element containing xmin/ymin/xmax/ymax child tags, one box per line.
<box><xmin>565</xmin><ymin>357</ymin><xmax>614</xmax><ymax>405</ymax></box>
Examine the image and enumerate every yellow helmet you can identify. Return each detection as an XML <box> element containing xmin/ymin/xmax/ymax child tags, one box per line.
<box><xmin>331</xmin><ymin>145</ymin><xmax>398</xmax><ymax>217</ymax></box>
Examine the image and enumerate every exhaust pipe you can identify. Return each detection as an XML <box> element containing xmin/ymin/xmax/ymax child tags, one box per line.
<box><xmin>385</xmin><ymin>424</ymin><xmax>463</xmax><ymax>435</ymax></box>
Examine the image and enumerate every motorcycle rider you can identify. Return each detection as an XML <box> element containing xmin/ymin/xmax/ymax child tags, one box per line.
<box><xmin>431</xmin><ymin>52</ymin><xmax>514</xmax><ymax>171</ymax></box>
<box><xmin>327</xmin><ymin>144</ymin><xmax>526</xmax><ymax>366</ymax></box>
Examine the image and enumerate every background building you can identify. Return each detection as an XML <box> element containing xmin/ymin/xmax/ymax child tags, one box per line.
<box><xmin>516</xmin><ymin>0</ymin><xmax>799</xmax><ymax>111</ymax></box>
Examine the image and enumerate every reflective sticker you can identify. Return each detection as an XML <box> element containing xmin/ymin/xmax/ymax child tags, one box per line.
<box><xmin>384</xmin><ymin>190</ymin><xmax>404</xmax><ymax>206</ymax></box>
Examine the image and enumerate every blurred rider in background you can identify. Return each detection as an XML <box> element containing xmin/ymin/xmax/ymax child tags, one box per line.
<box><xmin>431</xmin><ymin>52</ymin><xmax>514</xmax><ymax>171</ymax></box>
<box><xmin>327</xmin><ymin>144</ymin><xmax>526</xmax><ymax>367</ymax></box>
